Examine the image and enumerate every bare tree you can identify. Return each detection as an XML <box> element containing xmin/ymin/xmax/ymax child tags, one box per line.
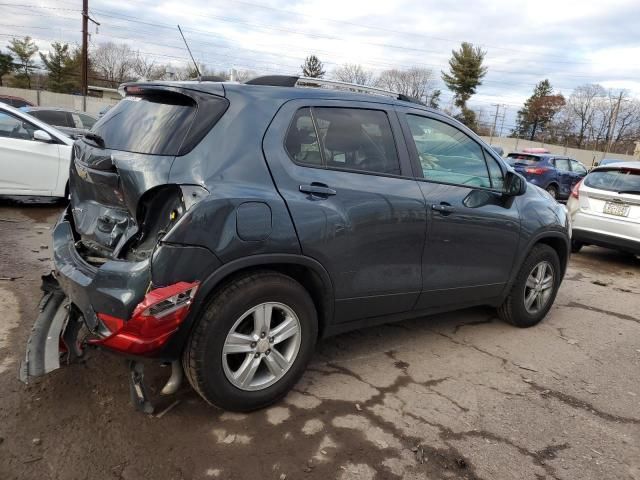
<box><xmin>232</xmin><ymin>69</ymin><xmax>258</xmax><ymax>82</ymax></box>
<box><xmin>91</xmin><ymin>42</ymin><xmax>136</xmax><ymax>87</ymax></box>
<box><xmin>132</xmin><ymin>53</ymin><xmax>166</xmax><ymax>81</ymax></box>
<box><xmin>376</xmin><ymin>67</ymin><xmax>437</xmax><ymax>102</ymax></box>
<box><xmin>566</xmin><ymin>84</ymin><xmax>605</xmax><ymax>148</ymax></box>
<box><xmin>331</xmin><ymin>64</ymin><xmax>375</xmax><ymax>86</ymax></box>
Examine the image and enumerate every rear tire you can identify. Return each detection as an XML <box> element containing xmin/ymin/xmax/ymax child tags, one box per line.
<box><xmin>546</xmin><ymin>184</ymin><xmax>559</xmax><ymax>199</ymax></box>
<box><xmin>498</xmin><ymin>244</ymin><xmax>561</xmax><ymax>328</ymax></box>
<box><xmin>183</xmin><ymin>271</ymin><xmax>318</xmax><ymax>412</ymax></box>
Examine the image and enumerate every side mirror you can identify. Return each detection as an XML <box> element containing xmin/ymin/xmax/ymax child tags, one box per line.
<box><xmin>33</xmin><ymin>129</ymin><xmax>53</xmax><ymax>143</ymax></box>
<box><xmin>504</xmin><ymin>171</ymin><xmax>527</xmax><ymax>196</ymax></box>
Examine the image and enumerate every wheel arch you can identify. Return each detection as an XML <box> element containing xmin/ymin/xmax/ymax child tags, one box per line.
<box><xmin>500</xmin><ymin>231</ymin><xmax>570</xmax><ymax>303</ymax></box>
<box><xmin>181</xmin><ymin>254</ymin><xmax>334</xmax><ymax>346</ymax></box>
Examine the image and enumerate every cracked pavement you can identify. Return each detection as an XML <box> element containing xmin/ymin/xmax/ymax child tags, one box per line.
<box><xmin>0</xmin><ymin>200</ymin><xmax>639</xmax><ymax>480</ymax></box>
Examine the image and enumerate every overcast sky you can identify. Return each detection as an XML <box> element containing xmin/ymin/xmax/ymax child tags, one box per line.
<box><xmin>2</xmin><ymin>0</ymin><xmax>640</xmax><ymax>130</ymax></box>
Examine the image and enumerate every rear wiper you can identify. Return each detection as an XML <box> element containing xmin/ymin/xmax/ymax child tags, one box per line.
<box><xmin>83</xmin><ymin>132</ymin><xmax>105</xmax><ymax>148</ymax></box>
<box><xmin>617</xmin><ymin>190</ymin><xmax>640</xmax><ymax>195</ymax></box>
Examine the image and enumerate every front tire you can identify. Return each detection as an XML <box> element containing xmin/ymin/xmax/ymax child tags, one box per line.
<box><xmin>183</xmin><ymin>271</ymin><xmax>318</xmax><ymax>411</ymax></box>
<box><xmin>498</xmin><ymin>244</ymin><xmax>561</xmax><ymax>328</ymax></box>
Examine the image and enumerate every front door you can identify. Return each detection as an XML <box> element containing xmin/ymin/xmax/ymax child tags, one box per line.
<box><xmin>263</xmin><ymin>100</ymin><xmax>427</xmax><ymax>323</ymax></box>
<box><xmin>0</xmin><ymin>110</ymin><xmax>61</xmax><ymax>194</ymax></box>
<box><xmin>398</xmin><ymin>110</ymin><xmax>520</xmax><ymax>309</ymax></box>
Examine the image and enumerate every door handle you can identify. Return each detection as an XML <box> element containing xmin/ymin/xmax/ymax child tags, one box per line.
<box><xmin>431</xmin><ymin>203</ymin><xmax>455</xmax><ymax>215</ymax></box>
<box><xmin>299</xmin><ymin>183</ymin><xmax>337</xmax><ymax>197</ymax></box>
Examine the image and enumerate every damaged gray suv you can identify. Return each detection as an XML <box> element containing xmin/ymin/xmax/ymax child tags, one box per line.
<box><xmin>21</xmin><ymin>76</ymin><xmax>571</xmax><ymax>412</ymax></box>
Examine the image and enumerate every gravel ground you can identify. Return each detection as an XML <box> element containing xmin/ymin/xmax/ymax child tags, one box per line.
<box><xmin>0</xmin><ymin>198</ymin><xmax>638</xmax><ymax>480</ymax></box>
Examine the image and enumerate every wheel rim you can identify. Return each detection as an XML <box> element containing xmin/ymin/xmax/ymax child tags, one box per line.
<box><xmin>546</xmin><ymin>186</ymin><xmax>557</xmax><ymax>198</ymax></box>
<box><xmin>523</xmin><ymin>261</ymin><xmax>555</xmax><ymax>315</ymax></box>
<box><xmin>222</xmin><ymin>302</ymin><xmax>302</xmax><ymax>391</ymax></box>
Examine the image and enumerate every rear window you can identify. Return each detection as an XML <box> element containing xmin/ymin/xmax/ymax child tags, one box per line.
<box><xmin>90</xmin><ymin>90</ymin><xmax>228</xmax><ymax>156</ymax></box>
<box><xmin>585</xmin><ymin>168</ymin><xmax>640</xmax><ymax>194</ymax></box>
<box><xmin>506</xmin><ymin>153</ymin><xmax>540</xmax><ymax>165</ymax></box>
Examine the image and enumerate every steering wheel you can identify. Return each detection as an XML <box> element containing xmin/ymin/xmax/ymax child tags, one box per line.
<box><xmin>461</xmin><ymin>176</ymin><xmax>485</xmax><ymax>187</ymax></box>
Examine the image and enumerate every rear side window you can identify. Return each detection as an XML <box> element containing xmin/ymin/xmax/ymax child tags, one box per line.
<box><xmin>32</xmin><ymin>110</ymin><xmax>73</xmax><ymax>128</ymax></box>
<box><xmin>585</xmin><ymin>169</ymin><xmax>640</xmax><ymax>193</ymax></box>
<box><xmin>406</xmin><ymin>114</ymin><xmax>492</xmax><ymax>188</ymax></box>
<box><xmin>285</xmin><ymin>108</ymin><xmax>322</xmax><ymax>166</ymax></box>
<box><xmin>91</xmin><ymin>91</ymin><xmax>228</xmax><ymax>156</ymax></box>
<box><xmin>554</xmin><ymin>159</ymin><xmax>570</xmax><ymax>171</ymax></box>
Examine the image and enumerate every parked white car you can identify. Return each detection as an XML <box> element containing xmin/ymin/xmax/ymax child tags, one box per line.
<box><xmin>567</xmin><ymin>162</ymin><xmax>640</xmax><ymax>255</ymax></box>
<box><xmin>0</xmin><ymin>103</ymin><xmax>73</xmax><ymax>198</ymax></box>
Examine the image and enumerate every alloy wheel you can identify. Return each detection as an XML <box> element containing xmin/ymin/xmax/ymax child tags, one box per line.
<box><xmin>523</xmin><ymin>261</ymin><xmax>555</xmax><ymax>314</ymax></box>
<box><xmin>222</xmin><ymin>302</ymin><xmax>302</xmax><ymax>391</ymax></box>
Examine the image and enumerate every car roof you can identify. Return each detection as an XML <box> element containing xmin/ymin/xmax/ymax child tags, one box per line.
<box><xmin>129</xmin><ymin>80</ymin><xmax>441</xmax><ymax>113</ymax></box>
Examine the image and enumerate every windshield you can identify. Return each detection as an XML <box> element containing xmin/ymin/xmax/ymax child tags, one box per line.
<box><xmin>90</xmin><ymin>92</ymin><xmax>197</xmax><ymax>156</ymax></box>
<box><xmin>585</xmin><ymin>168</ymin><xmax>640</xmax><ymax>193</ymax></box>
<box><xmin>506</xmin><ymin>153</ymin><xmax>540</xmax><ymax>165</ymax></box>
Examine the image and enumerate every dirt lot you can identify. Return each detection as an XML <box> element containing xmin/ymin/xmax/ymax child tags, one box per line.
<box><xmin>0</xmin><ymin>199</ymin><xmax>638</xmax><ymax>480</ymax></box>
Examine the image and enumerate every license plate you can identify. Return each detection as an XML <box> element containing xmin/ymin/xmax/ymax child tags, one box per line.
<box><xmin>603</xmin><ymin>202</ymin><xmax>629</xmax><ymax>217</ymax></box>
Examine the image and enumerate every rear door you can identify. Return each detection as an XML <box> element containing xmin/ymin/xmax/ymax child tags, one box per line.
<box><xmin>553</xmin><ymin>158</ymin><xmax>573</xmax><ymax>197</ymax></box>
<box><xmin>263</xmin><ymin>99</ymin><xmax>427</xmax><ymax>323</ymax></box>
<box><xmin>398</xmin><ymin>109</ymin><xmax>520</xmax><ymax>309</ymax></box>
<box><xmin>0</xmin><ymin>109</ymin><xmax>61</xmax><ymax>194</ymax></box>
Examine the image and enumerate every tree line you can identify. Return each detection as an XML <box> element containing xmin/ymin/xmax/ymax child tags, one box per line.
<box><xmin>2</xmin><ymin>35</ymin><xmax>636</xmax><ymax>153</ymax></box>
<box><xmin>512</xmin><ymin>80</ymin><xmax>640</xmax><ymax>155</ymax></box>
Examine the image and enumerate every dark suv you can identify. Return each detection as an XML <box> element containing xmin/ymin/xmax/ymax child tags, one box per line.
<box><xmin>22</xmin><ymin>77</ymin><xmax>570</xmax><ymax>412</ymax></box>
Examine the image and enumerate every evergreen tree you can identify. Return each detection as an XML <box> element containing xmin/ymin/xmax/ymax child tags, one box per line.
<box><xmin>301</xmin><ymin>55</ymin><xmax>325</xmax><ymax>78</ymax></box>
<box><xmin>7</xmin><ymin>36</ymin><xmax>38</xmax><ymax>89</ymax></box>
<box><xmin>40</xmin><ymin>42</ymin><xmax>77</xmax><ymax>93</ymax></box>
<box><xmin>0</xmin><ymin>51</ymin><xmax>13</xmax><ymax>87</ymax></box>
<box><xmin>441</xmin><ymin>42</ymin><xmax>487</xmax><ymax>128</ymax></box>
<box><xmin>514</xmin><ymin>80</ymin><xmax>565</xmax><ymax>140</ymax></box>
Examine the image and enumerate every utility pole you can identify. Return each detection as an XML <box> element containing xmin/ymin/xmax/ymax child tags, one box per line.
<box><xmin>605</xmin><ymin>91</ymin><xmax>623</xmax><ymax>155</ymax></box>
<box><xmin>81</xmin><ymin>0</ymin><xmax>100</xmax><ymax>99</ymax></box>
<box><xmin>498</xmin><ymin>105</ymin><xmax>507</xmax><ymax>138</ymax></box>
<box><xmin>489</xmin><ymin>103</ymin><xmax>500</xmax><ymax>144</ymax></box>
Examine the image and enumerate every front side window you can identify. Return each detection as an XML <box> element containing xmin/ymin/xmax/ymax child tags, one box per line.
<box><xmin>313</xmin><ymin>107</ymin><xmax>400</xmax><ymax>175</ymax></box>
<box><xmin>406</xmin><ymin>114</ymin><xmax>491</xmax><ymax>188</ymax></box>
<box><xmin>570</xmin><ymin>160</ymin><xmax>587</xmax><ymax>175</ymax></box>
<box><xmin>284</xmin><ymin>108</ymin><xmax>322</xmax><ymax>166</ymax></box>
<box><xmin>484</xmin><ymin>151</ymin><xmax>505</xmax><ymax>190</ymax></box>
<box><xmin>0</xmin><ymin>111</ymin><xmax>36</xmax><ymax>140</ymax></box>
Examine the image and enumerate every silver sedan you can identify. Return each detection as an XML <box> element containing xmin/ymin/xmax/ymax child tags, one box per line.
<box><xmin>567</xmin><ymin>161</ymin><xmax>640</xmax><ymax>255</ymax></box>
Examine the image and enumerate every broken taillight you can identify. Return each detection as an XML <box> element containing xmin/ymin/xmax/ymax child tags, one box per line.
<box><xmin>93</xmin><ymin>281</ymin><xmax>199</xmax><ymax>355</ymax></box>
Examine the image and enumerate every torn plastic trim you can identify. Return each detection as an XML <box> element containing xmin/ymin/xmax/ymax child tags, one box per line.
<box><xmin>19</xmin><ymin>275</ymin><xmax>74</xmax><ymax>383</ymax></box>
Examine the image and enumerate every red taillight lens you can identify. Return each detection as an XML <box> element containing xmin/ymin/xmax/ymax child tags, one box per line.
<box><xmin>524</xmin><ymin>166</ymin><xmax>549</xmax><ymax>175</ymax></box>
<box><xmin>93</xmin><ymin>281</ymin><xmax>199</xmax><ymax>355</ymax></box>
<box><xmin>571</xmin><ymin>179</ymin><xmax>583</xmax><ymax>199</ymax></box>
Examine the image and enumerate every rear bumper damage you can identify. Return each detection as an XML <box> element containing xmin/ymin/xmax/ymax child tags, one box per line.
<box><xmin>20</xmin><ymin>206</ymin><xmax>218</xmax><ymax>411</ymax></box>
